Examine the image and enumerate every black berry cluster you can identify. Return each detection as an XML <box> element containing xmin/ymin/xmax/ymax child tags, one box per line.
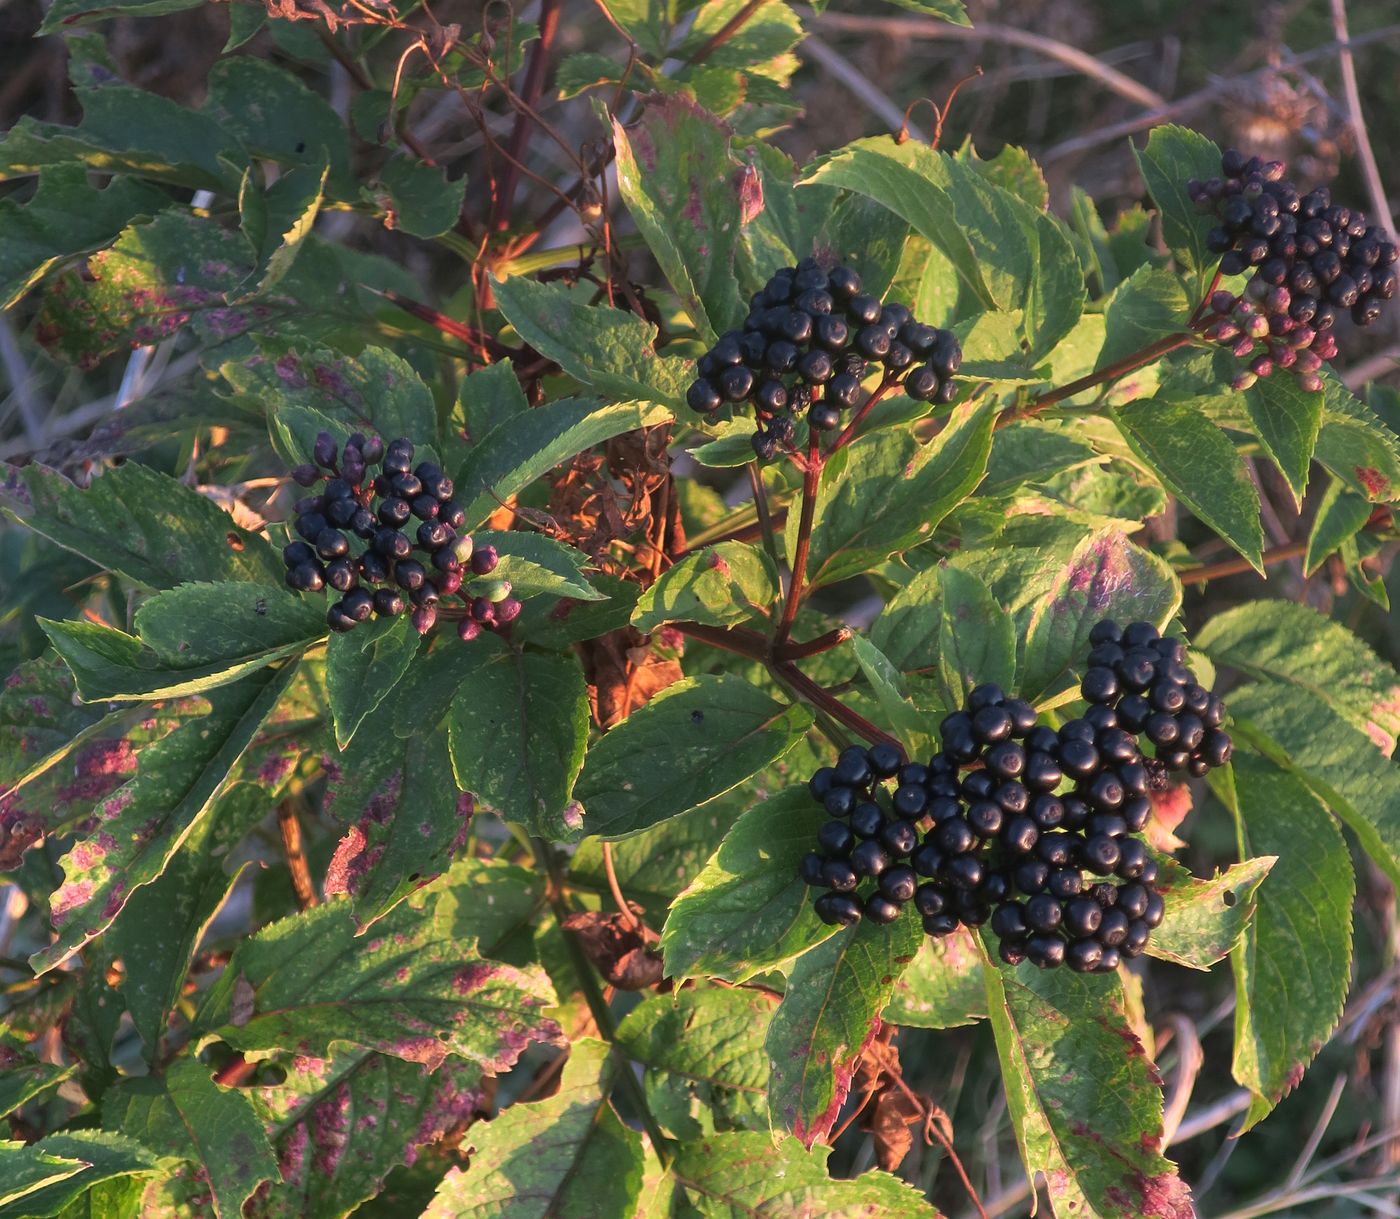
<box><xmin>797</xmin><ymin>621</ymin><xmax>1232</xmax><ymax>972</ymax></box>
<box><xmin>1189</xmin><ymin>149</ymin><xmax>1398</xmax><ymax>393</ymax></box>
<box><xmin>685</xmin><ymin>259</ymin><xmax>962</xmax><ymax>460</ymax></box>
<box><xmin>1079</xmin><ymin>620</ymin><xmax>1231</xmax><ymax>777</ymax></box>
<box><xmin>281</xmin><ymin>432</ymin><xmax>519</xmax><ymax>641</ymax></box>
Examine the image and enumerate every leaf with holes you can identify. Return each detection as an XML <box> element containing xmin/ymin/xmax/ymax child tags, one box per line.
<box><xmin>1147</xmin><ymin>855</ymin><xmax>1274</xmax><ymax>969</ymax></box>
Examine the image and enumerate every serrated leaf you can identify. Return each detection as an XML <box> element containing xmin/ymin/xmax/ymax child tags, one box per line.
<box><xmin>0</xmin><ymin>166</ymin><xmax>166</xmax><ymax>309</ymax></box>
<box><xmin>1229</xmin><ymin>681</ymin><xmax>1400</xmax><ymax>885</ymax></box>
<box><xmin>110</xmin><ymin>785</ymin><xmax>268</xmax><ymax>1058</ymax></box>
<box><xmin>982</xmin><ymin>947</ymin><xmax>1194</xmax><ymax>1219</ymax></box>
<box><xmin>193</xmin><ymin>901</ymin><xmax>561</xmax><ymax>1071</ymax></box>
<box><xmin>575</xmin><ymin>674</ymin><xmax>811</xmax><ymax>840</ymax></box>
<box><xmin>1132</xmin><ymin>125</ymin><xmax>1222</xmax><ymax>289</ymax></box>
<box><xmin>105</xmin><ymin>1060</ymin><xmax>277</xmax><ymax>1219</ymax></box>
<box><xmin>615</xmin><ymin>987</ymin><xmax>774</xmax><ymax>1139</ymax></box>
<box><xmin>800</xmin><ymin>400</ymin><xmax>993</xmax><ymax>587</ymax></box>
<box><xmin>850</xmin><ymin>634</ymin><xmax>928</xmax><ymax>751</ymax></box>
<box><xmin>367</xmin><ymin>156</ymin><xmax>466</xmax><ymax>239</ymax></box>
<box><xmin>475</xmin><ymin>530</ymin><xmax>603</xmax><ymax>602</ymax></box>
<box><xmin>33</xmin><ymin>662</ymin><xmax>298</xmax><ymax>974</ymax></box>
<box><xmin>1245</xmin><ymin>375</ymin><xmax>1324</xmax><ymax>507</ymax></box>
<box><xmin>1025</xmin><ymin>212</ymin><xmax>1087</xmax><ymax>361</ymax></box>
<box><xmin>490</xmin><ymin>275</ymin><xmax>689</xmax><ymax>409</ymax></box>
<box><xmin>1096</xmin><ymin>266</ymin><xmax>1190</xmax><ymax>370</ymax></box>
<box><xmin>325</xmin><ymin>616</ymin><xmax>420</xmax><ymax>750</ymax></box>
<box><xmin>800</xmin><ymin>138</ymin><xmax>993</xmax><ymax>309</ymax></box>
<box><xmin>454</xmin><ymin>397</ymin><xmax>672</xmax><ymax>529</ymax></box>
<box><xmin>1214</xmin><ymin>753</ymin><xmax>1354</xmax><ymax>1129</ymax></box>
<box><xmin>632</xmin><ymin>542</ymin><xmax>779</xmax><ymax>633</ymax></box>
<box><xmin>766</xmin><ymin>913</ymin><xmax>921</xmax><ymax>1145</ymax></box>
<box><xmin>0</xmin><ymin>1031</ymin><xmax>77</xmax><ymax>1119</ymax></box>
<box><xmin>1147</xmin><ymin>855</ymin><xmax>1274</xmax><ymax>969</ymax></box>
<box><xmin>1198</xmin><ymin>600</ymin><xmax>1400</xmax><ymax>746</ymax></box>
<box><xmin>670</xmin><ymin>1132</ymin><xmax>941</xmax><ymax>1218</ymax></box>
<box><xmin>135</xmin><ymin>581</ymin><xmax>326</xmax><ymax>666</ymax></box>
<box><xmin>0</xmin><ymin>1132</ymin><xmax>168</xmax><ymax>1219</ymax></box>
<box><xmin>445</xmin><ymin>636</ymin><xmax>589</xmax><ymax>840</ymax></box>
<box><xmin>874</xmin><ymin>0</ymin><xmax>968</xmax><ymax>20</ymax></box>
<box><xmin>424</xmin><ymin>1039</ymin><xmax>643</xmax><ymax>1219</ymax></box>
<box><xmin>40</xmin><ymin>617</ymin><xmax>304</xmax><ymax>702</ymax></box>
<box><xmin>869</xmin><ymin>564</ymin><xmax>943</xmax><ymax>674</ymax></box>
<box><xmin>0</xmin><ymin>652</ymin><xmax>108</xmax><ymax>791</ymax></box>
<box><xmin>1314</xmin><ymin>372</ymin><xmax>1400</xmax><ymax>502</ymax></box>
<box><xmin>936</xmin><ymin>564</ymin><xmax>1015</xmax><ymax>708</ymax></box>
<box><xmin>450</xmin><ymin>359</ymin><xmax>529</xmax><ymax>468</ymax></box>
<box><xmin>226</xmin><ymin>346</ymin><xmax>439</xmax><ymax>460</ymax></box>
<box><xmin>612</xmin><ymin>96</ymin><xmax>746</xmax><ymax>342</ymax></box>
<box><xmin>1304</xmin><ymin>476</ymin><xmax>1374</xmax><ymax>575</ymax></box>
<box><xmin>1114</xmin><ymin>397</ymin><xmax>1263</xmax><ymax>570</ymax></box>
<box><xmin>236</xmin><ymin>157</ymin><xmax>327</xmax><ymax>299</ymax></box>
<box><xmin>883</xmin><ymin>927</ymin><xmax>985</xmax><ymax>1029</ymax></box>
<box><xmin>3</xmin><ymin>462</ymin><xmax>281</xmax><ymax>589</ymax></box>
<box><xmin>1019</xmin><ymin>528</ymin><xmax>1181</xmax><ymax>701</ymax></box>
<box><xmin>247</xmin><ymin>1048</ymin><xmax>487</xmax><ymax>1219</ymax></box>
<box><xmin>417</xmin><ymin>857</ymin><xmax>546</xmax><ymax>955</ymax></box>
<box><xmin>661</xmin><ymin>786</ymin><xmax>835</xmax><ymax>983</ymax></box>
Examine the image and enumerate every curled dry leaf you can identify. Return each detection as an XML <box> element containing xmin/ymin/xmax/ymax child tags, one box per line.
<box><xmin>561</xmin><ymin>908</ymin><xmax>664</xmax><ymax>991</ymax></box>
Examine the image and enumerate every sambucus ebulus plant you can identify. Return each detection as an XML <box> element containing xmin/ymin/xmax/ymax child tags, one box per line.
<box><xmin>0</xmin><ymin>3</ymin><xmax>1397</xmax><ymax>1217</ymax></box>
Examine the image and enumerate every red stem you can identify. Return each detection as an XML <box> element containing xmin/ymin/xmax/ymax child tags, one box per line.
<box><xmin>491</xmin><ymin>0</ymin><xmax>561</xmax><ymax>233</ymax></box>
<box><xmin>774</xmin><ymin>661</ymin><xmax>903</xmax><ymax>753</ymax></box>
<box><xmin>829</xmin><ymin>377</ymin><xmax>900</xmax><ymax>454</ymax></box>
<box><xmin>776</xmin><ymin>431</ymin><xmax>823</xmax><ymax>645</ymax></box>
<box><xmin>773</xmin><ymin>627</ymin><xmax>852</xmax><ymax>661</ymax></box>
<box><xmin>1026</xmin><ymin>331</ymin><xmax>1194</xmax><ymax>416</ymax></box>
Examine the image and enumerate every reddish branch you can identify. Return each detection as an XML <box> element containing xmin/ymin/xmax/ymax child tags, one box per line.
<box><xmin>492</xmin><ymin>0</ymin><xmax>562</xmax><ymax>232</ymax></box>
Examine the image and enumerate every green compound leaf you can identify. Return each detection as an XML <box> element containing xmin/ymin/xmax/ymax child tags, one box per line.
<box><xmin>491</xmin><ymin>274</ymin><xmax>690</xmax><ymax>409</ymax></box>
<box><xmin>575</xmin><ymin>674</ymin><xmax>812</xmax><ymax>840</ymax></box>
<box><xmin>39</xmin><ymin>617</ymin><xmax>304</xmax><ymax>702</ymax></box>
<box><xmin>1019</xmin><ymin>527</ymin><xmax>1181</xmax><ymax>702</ymax></box>
<box><xmin>1314</xmin><ymin>373</ymin><xmax>1400</xmax><ymax>502</ymax></box>
<box><xmin>33</xmin><ymin>662</ymin><xmax>298</xmax><ymax>975</ymax></box>
<box><xmin>1132</xmin><ymin>125</ymin><xmax>1223</xmax><ymax>290</ymax></box>
<box><xmin>4</xmin><ymin>462</ymin><xmax>282</xmax><ymax>589</ymax></box>
<box><xmin>801</xmin><ymin>400</ymin><xmax>993</xmax><ymax>588</ymax></box>
<box><xmin>982</xmin><ymin>946</ymin><xmax>1194</xmax><ymax>1219</ymax></box>
<box><xmin>236</xmin><ymin>156</ymin><xmax>327</xmax><ymax>299</ymax></box>
<box><xmin>883</xmin><ymin>926</ymin><xmax>986</xmax><ymax>1029</ymax></box>
<box><xmin>192</xmin><ymin>901</ymin><xmax>562</xmax><ymax>1072</ymax></box>
<box><xmin>1229</xmin><ymin>680</ymin><xmax>1400</xmax><ymax>886</ymax></box>
<box><xmin>935</xmin><ymin>564</ymin><xmax>1016</xmax><ymax>709</ymax></box>
<box><xmin>323</xmin><ymin>723</ymin><xmax>471</xmax><ymax>928</ymax></box>
<box><xmin>1304</xmin><ymin>476</ymin><xmax>1374</xmax><ymax>574</ymax></box>
<box><xmin>661</xmin><ymin>786</ymin><xmax>835</xmax><ymax>984</ymax></box>
<box><xmin>1197</xmin><ymin>599</ymin><xmax>1400</xmax><ymax>746</ymax></box>
<box><xmin>0</xmin><ymin>166</ymin><xmax>167</xmax><ymax>309</ymax></box>
<box><xmin>1146</xmin><ymin>855</ymin><xmax>1274</xmax><ymax>970</ymax></box>
<box><xmin>632</xmin><ymin>542</ymin><xmax>780</xmax><ymax>634</ymax></box>
<box><xmin>612</xmin><ymin>94</ymin><xmax>747</xmax><ymax>342</ymax></box>
<box><xmin>424</xmin><ymin>1039</ymin><xmax>644</xmax><ymax>1219</ymax></box>
<box><xmin>247</xmin><ymin>1048</ymin><xmax>487</xmax><ymax>1219</ymax></box>
<box><xmin>1096</xmin><ymin>266</ymin><xmax>1190</xmax><ymax>370</ymax></box>
<box><xmin>135</xmin><ymin>581</ymin><xmax>326</xmax><ymax>667</ymax></box>
<box><xmin>670</xmin><ymin>1132</ymin><xmax>942</xmax><ymax>1218</ymax></box>
<box><xmin>1114</xmin><ymin>397</ymin><xmax>1263</xmax><ymax>571</ymax></box>
<box><xmin>446</xmin><ymin>637</ymin><xmax>590</xmax><ymax>841</ymax></box>
<box><xmin>766</xmin><ymin>913</ymin><xmax>922</xmax><ymax>1145</ymax></box>
<box><xmin>614</xmin><ymin>987</ymin><xmax>774</xmax><ymax>1139</ymax></box>
<box><xmin>0</xmin><ymin>1031</ymin><xmax>76</xmax><ymax>1120</ymax></box>
<box><xmin>1214</xmin><ymin>753</ymin><xmax>1355</xmax><ymax>1130</ymax></box>
<box><xmin>104</xmin><ymin>1059</ymin><xmax>277</xmax><ymax>1219</ymax></box>
<box><xmin>325</xmin><ymin>616</ymin><xmax>420</xmax><ymax>750</ymax></box>
<box><xmin>0</xmin><ymin>1132</ymin><xmax>170</xmax><ymax>1219</ymax></box>
<box><xmin>1245</xmin><ymin>374</ymin><xmax>1324</xmax><ymax>508</ymax></box>
<box><xmin>454</xmin><ymin>397</ymin><xmax>672</xmax><ymax>530</ymax></box>
<box><xmin>475</xmin><ymin>530</ymin><xmax>604</xmax><ymax>602</ymax></box>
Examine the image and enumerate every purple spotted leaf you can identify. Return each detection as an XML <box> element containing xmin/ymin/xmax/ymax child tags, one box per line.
<box><xmin>33</xmin><ymin>661</ymin><xmax>299</xmax><ymax>975</ymax></box>
<box><xmin>612</xmin><ymin>94</ymin><xmax>749</xmax><ymax>343</ymax></box>
<box><xmin>765</xmin><ymin>912</ymin><xmax>922</xmax><ymax>1147</ymax></box>
<box><xmin>103</xmin><ymin>1058</ymin><xmax>278</xmax><ymax>1219</ymax></box>
<box><xmin>245</xmin><ymin>1047</ymin><xmax>487</xmax><ymax>1219</ymax></box>
<box><xmin>424</xmin><ymin>1039</ymin><xmax>644</xmax><ymax>1219</ymax></box>
<box><xmin>980</xmin><ymin>937</ymin><xmax>1195</xmax><ymax>1219</ymax></box>
<box><xmin>191</xmin><ymin>898</ymin><xmax>562</xmax><ymax>1072</ymax></box>
<box><xmin>322</xmin><ymin>724</ymin><xmax>474</xmax><ymax>929</ymax></box>
<box><xmin>1018</xmin><ymin>527</ymin><xmax>1180</xmax><ymax>701</ymax></box>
